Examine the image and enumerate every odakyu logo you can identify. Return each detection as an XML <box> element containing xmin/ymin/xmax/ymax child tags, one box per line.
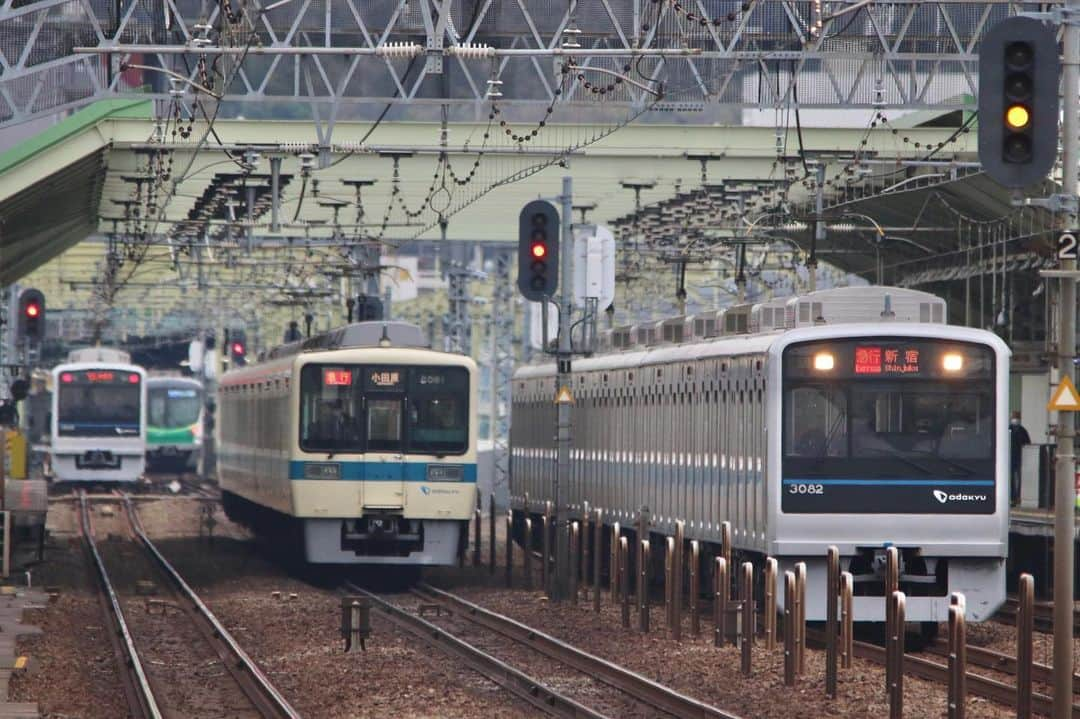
<box><xmin>933</xmin><ymin>489</ymin><xmax>987</xmax><ymax>504</ymax></box>
<box><xmin>420</xmin><ymin>485</ymin><xmax>459</xmax><ymax>496</ymax></box>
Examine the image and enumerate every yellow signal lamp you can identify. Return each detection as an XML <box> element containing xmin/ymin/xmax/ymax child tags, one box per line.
<box><xmin>1005</xmin><ymin>104</ymin><xmax>1031</xmax><ymax>130</ymax></box>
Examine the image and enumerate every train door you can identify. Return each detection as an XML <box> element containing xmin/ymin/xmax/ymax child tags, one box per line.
<box><xmin>361</xmin><ymin>389</ymin><xmax>406</xmax><ymax>508</ymax></box>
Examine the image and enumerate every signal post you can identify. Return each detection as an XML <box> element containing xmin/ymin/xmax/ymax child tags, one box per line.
<box><xmin>516</xmin><ymin>178</ymin><xmax>577</xmax><ymax>601</ymax></box>
<box><xmin>979</xmin><ymin>12</ymin><xmax>1075</xmax><ymax>714</ymax></box>
<box><xmin>1053</xmin><ymin>3</ymin><xmax>1078</xmax><ymax>715</ymax></box>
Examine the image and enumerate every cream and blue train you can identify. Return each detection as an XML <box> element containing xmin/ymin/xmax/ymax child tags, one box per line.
<box><xmin>218</xmin><ymin>322</ymin><xmax>478</xmax><ymax>565</ymax></box>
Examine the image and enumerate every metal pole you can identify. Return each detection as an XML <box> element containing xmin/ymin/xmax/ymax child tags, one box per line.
<box><xmin>270</xmin><ymin>156</ymin><xmax>282</xmax><ymax>233</ymax></box>
<box><xmin>553</xmin><ymin>175</ymin><xmax>574</xmax><ymax>601</ymax></box>
<box><xmin>810</xmin><ymin>163</ymin><xmax>825</xmax><ymax>292</ymax></box>
<box><xmin>826</xmin><ymin>545</ymin><xmax>839</xmax><ymax>698</ymax></box>
<box><xmin>1054</xmin><ymin>4</ymin><xmax>1079</xmax><ymax>711</ymax></box>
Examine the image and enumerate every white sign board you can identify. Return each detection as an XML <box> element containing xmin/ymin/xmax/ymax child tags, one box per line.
<box><xmin>528</xmin><ymin>301</ymin><xmax>559</xmax><ymax>350</ymax></box>
<box><xmin>188</xmin><ymin>339</ymin><xmax>204</xmax><ymax>374</ymax></box>
<box><xmin>573</xmin><ymin>225</ymin><xmax>616</xmax><ymax>309</ymax></box>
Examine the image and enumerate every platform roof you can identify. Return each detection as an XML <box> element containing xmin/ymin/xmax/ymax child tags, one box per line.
<box><xmin>0</xmin><ymin>102</ymin><xmax>987</xmax><ymax>289</ymax></box>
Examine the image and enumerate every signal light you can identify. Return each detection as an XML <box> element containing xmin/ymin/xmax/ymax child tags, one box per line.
<box><xmin>16</xmin><ymin>288</ymin><xmax>45</xmax><ymax>345</ymax></box>
<box><xmin>978</xmin><ymin>17</ymin><xmax>1059</xmax><ymax>188</ymax></box>
<box><xmin>1005</xmin><ymin>105</ymin><xmax>1030</xmax><ymax>130</ymax></box>
<box><xmin>518</xmin><ymin>200</ymin><xmax>560</xmax><ymax>301</ymax></box>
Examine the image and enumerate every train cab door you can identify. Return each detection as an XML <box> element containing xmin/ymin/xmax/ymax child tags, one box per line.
<box><xmin>360</xmin><ymin>392</ymin><xmax>406</xmax><ymax>509</ymax></box>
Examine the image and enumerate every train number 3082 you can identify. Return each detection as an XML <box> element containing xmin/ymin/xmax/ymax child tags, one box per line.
<box><xmin>788</xmin><ymin>483</ymin><xmax>824</xmax><ymax>494</ymax></box>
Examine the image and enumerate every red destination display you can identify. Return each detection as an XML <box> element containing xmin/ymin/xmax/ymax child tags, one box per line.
<box><xmin>854</xmin><ymin>346</ymin><xmax>882</xmax><ymax>374</ymax></box>
<box><xmin>323</xmin><ymin>369</ymin><xmax>353</xmax><ymax>386</ymax></box>
<box><xmin>854</xmin><ymin>346</ymin><xmax>921</xmax><ymax>375</ymax></box>
<box><xmin>86</xmin><ymin>371</ymin><xmax>115</xmax><ymax>382</ymax></box>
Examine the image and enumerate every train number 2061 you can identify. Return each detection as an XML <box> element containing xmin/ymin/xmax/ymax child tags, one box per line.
<box><xmin>787</xmin><ymin>483</ymin><xmax>824</xmax><ymax>494</ymax></box>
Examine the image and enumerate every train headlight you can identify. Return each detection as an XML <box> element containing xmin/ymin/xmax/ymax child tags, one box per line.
<box><xmin>942</xmin><ymin>352</ymin><xmax>964</xmax><ymax>372</ymax></box>
<box><xmin>813</xmin><ymin>352</ymin><xmax>835</xmax><ymax>371</ymax></box>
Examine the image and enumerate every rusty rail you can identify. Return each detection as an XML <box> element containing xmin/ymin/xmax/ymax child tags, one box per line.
<box><xmin>351</xmin><ymin>585</ymin><xmax>606</xmax><ymax>719</ymax></box>
<box><xmin>805</xmin><ymin>627</ymin><xmax>1080</xmax><ymax>717</ymax></box>
<box><xmin>416</xmin><ymin>583</ymin><xmax>743</xmax><ymax>719</ymax></box>
<box><xmin>122</xmin><ymin>496</ymin><xmax>301</xmax><ymax>719</ymax></box>
<box><xmin>78</xmin><ymin>492</ymin><xmax>161</xmax><ymax>719</ymax></box>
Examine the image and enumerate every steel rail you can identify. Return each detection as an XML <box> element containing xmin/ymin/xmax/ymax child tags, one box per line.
<box><xmin>415</xmin><ymin>583</ymin><xmax>742</xmax><ymax>719</ymax></box>
<box><xmin>343</xmin><ymin>584</ymin><xmax>606</xmax><ymax>719</ymax></box>
<box><xmin>77</xmin><ymin>492</ymin><xmax>163</xmax><ymax>719</ymax></box>
<box><xmin>998</xmin><ymin>597</ymin><xmax>1080</xmax><ymax>637</ymax></box>
<box><xmin>806</xmin><ymin>628</ymin><xmax>1079</xmax><ymax>718</ymax></box>
<box><xmin>121</xmin><ymin>496</ymin><xmax>301</xmax><ymax>719</ymax></box>
<box><xmin>925</xmin><ymin>638</ymin><xmax>1080</xmax><ymax>693</ymax></box>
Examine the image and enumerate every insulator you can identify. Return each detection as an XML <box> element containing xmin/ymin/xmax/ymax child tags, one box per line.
<box><xmin>446</xmin><ymin>43</ymin><xmax>495</xmax><ymax>59</ymax></box>
<box><xmin>375</xmin><ymin>42</ymin><xmax>423</xmax><ymax>59</ymax></box>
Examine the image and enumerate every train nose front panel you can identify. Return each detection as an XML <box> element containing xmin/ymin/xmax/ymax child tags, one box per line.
<box><xmin>361</xmin><ymin>457</ymin><xmax>406</xmax><ymax>510</ymax></box>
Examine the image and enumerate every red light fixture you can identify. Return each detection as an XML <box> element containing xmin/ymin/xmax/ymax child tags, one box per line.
<box><xmin>232</xmin><ymin>342</ymin><xmax>244</xmax><ymax>355</ymax></box>
<box><xmin>25</xmin><ymin>304</ymin><xmax>39</xmax><ymax>318</ymax></box>
<box><xmin>531</xmin><ymin>242</ymin><xmax>547</xmax><ymax>259</ymax></box>
<box><xmin>60</xmin><ymin>373</ymin><xmax>73</xmax><ymax>383</ymax></box>
<box><xmin>128</xmin><ymin>374</ymin><xmax>140</xmax><ymax>384</ymax></box>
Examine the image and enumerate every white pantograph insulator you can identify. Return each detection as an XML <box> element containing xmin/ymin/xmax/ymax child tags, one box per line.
<box><xmin>376</xmin><ymin>42</ymin><xmax>423</xmax><ymax>59</ymax></box>
<box><xmin>446</xmin><ymin>43</ymin><xmax>495</xmax><ymax>59</ymax></box>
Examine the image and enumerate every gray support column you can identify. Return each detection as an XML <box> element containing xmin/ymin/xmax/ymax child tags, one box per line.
<box><xmin>1053</xmin><ymin>3</ymin><xmax>1079</xmax><ymax>714</ymax></box>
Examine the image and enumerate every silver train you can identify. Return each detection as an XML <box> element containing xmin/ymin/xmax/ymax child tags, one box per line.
<box><xmin>511</xmin><ymin>287</ymin><xmax>1009</xmax><ymax>625</ymax></box>
<box><xmin>50</xmin><ymin>347</ymin><xmax>147</xmax><ymax>484</ymax></box>
<box><xmin>218</xmin><ymin>322</ymin><xmax>479</xmax><ymax>566</ymax></box>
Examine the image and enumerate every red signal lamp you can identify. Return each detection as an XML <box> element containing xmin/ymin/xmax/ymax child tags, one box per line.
<box><xmin>25</xmin><ymin>304</ymin><xmax>39</xmax><ymax>318</ymax></box>
<box><xmin>531</xmin><ymin>242</ymin><xmax>547</xmax><ymax>259</ymax></box>
<box><xmin>232</xmin><ymin>342</ymin><xmax>244</xmax><ymax>355</ymax></box>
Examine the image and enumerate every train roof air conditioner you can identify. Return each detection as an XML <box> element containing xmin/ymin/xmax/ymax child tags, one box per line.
<box><xmin>784</xmin><ymin>287</ymin><xmax>946</xmax><ymax>328</ymax></box>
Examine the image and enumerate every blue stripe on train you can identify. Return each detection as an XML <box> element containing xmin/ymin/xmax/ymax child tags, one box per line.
<box><xmin>782</xmin><ymin>478</ymin><xmax>994</xmax><ymax>486</ymax></box>
<box><xmin>289</xmin><ymin>461</ymin><xmax>477</xmax><ymax>482</ymax></box>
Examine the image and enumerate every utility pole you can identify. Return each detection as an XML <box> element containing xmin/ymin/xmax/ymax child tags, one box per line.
<box><xmin>554</xmin><ymin>176</ymin><xmax>574</xmax><ymax>601</ymax></box>
<box><xmin>1054</xmin><ymin>5</ymin><xmax>1078</xmax><ymax>715</ymax></box>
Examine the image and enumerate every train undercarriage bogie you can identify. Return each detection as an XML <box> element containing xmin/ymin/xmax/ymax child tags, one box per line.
<box><xmin>224</xmin><ymin>489</ymin><xmax>465</xmax><ymax>566</ymax></box>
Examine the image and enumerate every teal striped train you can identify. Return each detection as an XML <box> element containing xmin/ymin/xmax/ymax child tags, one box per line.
<box><xmin>218</xmin><ymin>322</ymin><xmax>478</xmax><ymax>567</ymax></box>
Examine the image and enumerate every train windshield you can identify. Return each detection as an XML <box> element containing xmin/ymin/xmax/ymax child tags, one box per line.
<box><xmin>299</xmin><ymin>365</ymin><xmax>469</xmax><ymax>455</ymax></box>
<box><xmin>782</xmin><ymin>339</ymin><xmax>996</xmax><ymax>475</ymax></box>
<box><xmin>148</xmin><ymin>387</ymin><xmax>201</xmax><ymax>428</ymax></box>
<box><xmin>57</xmin><ymin>369</ymin><xmax>141</xmax><ymax>437</ymax></box>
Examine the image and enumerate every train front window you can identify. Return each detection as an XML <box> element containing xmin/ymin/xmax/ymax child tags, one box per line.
<box><xmin>366</xmin><ymin>399</ymin><xmax>402</xmax><ymax>451</ymax></box>
<box><xmin>782</xmin><ymin>338</ymin><xmax>996</xmax><ymax>479</ymax></box>
<box><xmin>300</xmin><ymin>366</ymin><xmax>363</xmax><ymax>452</ymax></box>
<box><xmin>148</xmin><ymin>388</ymin><xmax>201</xmax><ymax>428</ymax></box>
<box><xmin>785</xmin><ymin>385</ymin><xmax>847</xmax><ymax>458</ymax></box>
<box><xmin>851</xmin><ymin>388</ymin><xmax>992</xmax><ymax>462</ymax></box>
<box><xmin>57</xmin><ymin>370</ymin><xmax>141</xmax><ymax>437</ymax></box>
<box><xmin>299</xmin><ymin>364</ymin><xmax>469</xmax><ymax>455</ymax></box>
<box><xmin>409</xmin><ymin>367</ymin><xmax>469</xmax><ymax>454</ymax></box>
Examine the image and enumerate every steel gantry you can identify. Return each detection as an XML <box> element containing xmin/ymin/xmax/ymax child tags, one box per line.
<box><xmin>0</xmin><ymin>0</ymin><xmax>1052</xmax><ymax>133</ymax></box>
<box><xmin>487</xmin><ymin>246</ymin><xmax>514</xmax><ymax>499</ymax></box>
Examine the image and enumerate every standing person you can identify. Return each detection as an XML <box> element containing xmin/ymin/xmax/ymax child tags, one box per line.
<box><xmin>1009</xmin><ymin>411</ymin><xmax>1031</xmax><ymax>505</ymax></box>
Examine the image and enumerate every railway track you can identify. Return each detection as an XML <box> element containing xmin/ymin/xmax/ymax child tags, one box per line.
<box><xmin>79</xmin><ymin>492</ymin><xmax>299</xmax><ymax>719</ymax></box>
<box><xmin>407</xmin><ymin>582</ymin><xmax>742</xmax><ymax>719</ymax></box>
<box><xmin>805</xmin><ymin>627</ymin><xmax>1079</xmax><ymax>717</ymax></box>
<box><xmin>924</xmin><ymin>637</ymin><xmax>1080</xmax><ymax>695</ymax></box>
<box><xmin>996</xmin><ymin>596</ymin><xmax>1080</xmax><ymax>637</ymax></box>
<box><xmin>345</xmin><ymin>584</ymin><xmax>605</xmax><ymax>718</ymax></box>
